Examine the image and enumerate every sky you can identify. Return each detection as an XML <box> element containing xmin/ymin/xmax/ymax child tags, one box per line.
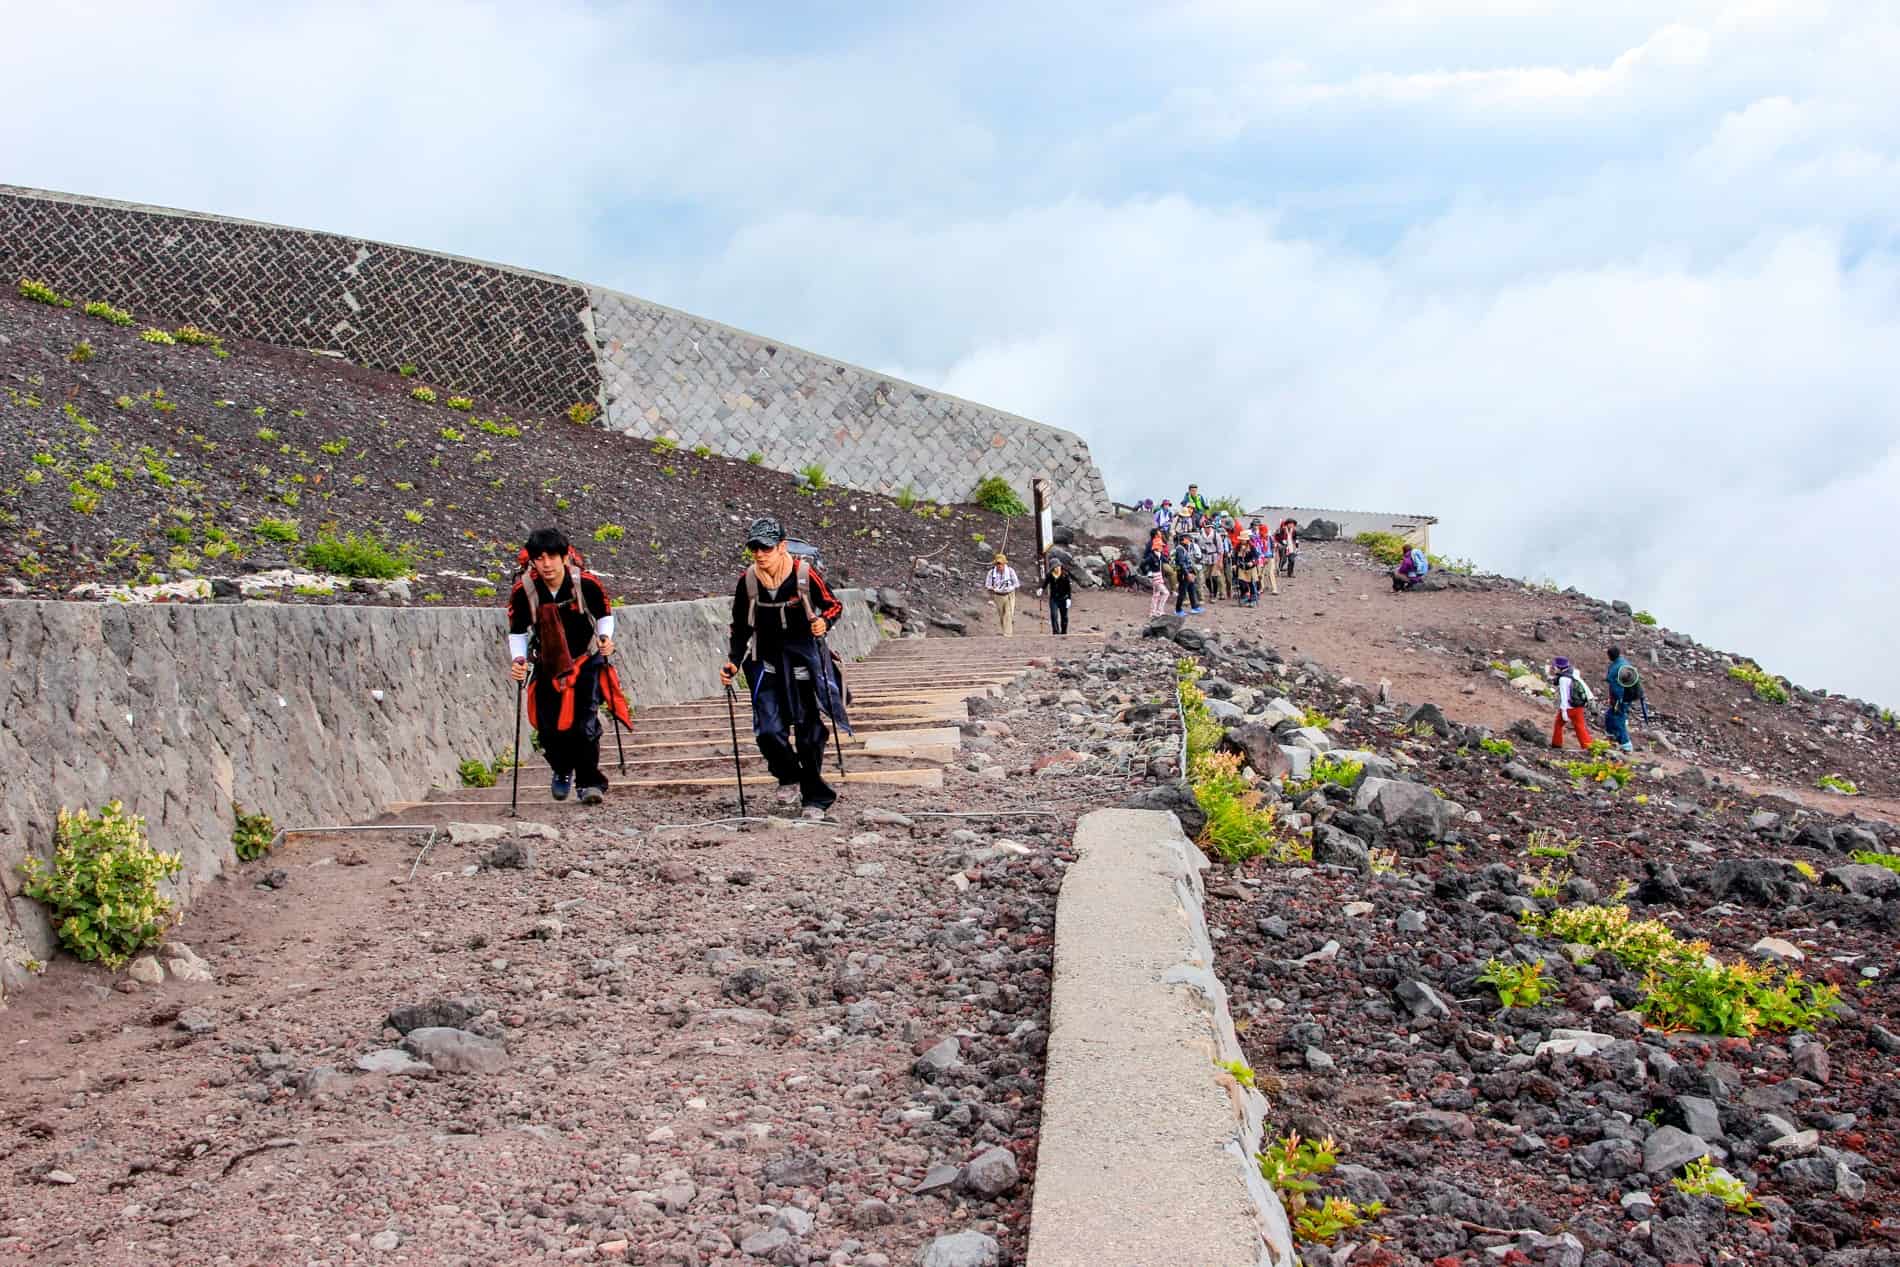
<box><xmin>6</xmin><ymin>1</ymin><xmax>1900</xmax><ymax>706</ymax></box>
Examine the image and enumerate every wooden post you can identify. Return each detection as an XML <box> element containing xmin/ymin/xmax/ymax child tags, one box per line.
<box><xmin>1034</xmin><ymin>476</ymin><xmax>1054</xmax><ymax>560</ymax></box>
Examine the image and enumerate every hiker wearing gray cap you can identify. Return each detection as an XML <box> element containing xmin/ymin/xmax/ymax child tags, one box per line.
<box><xmin>721</xmin><ymin>516</ymin><xmax>852</xmax><ymax>818</ymax></box>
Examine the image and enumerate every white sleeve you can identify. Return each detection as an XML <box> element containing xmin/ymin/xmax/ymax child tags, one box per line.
<box><xmin>596</xmin><ymin>614</ymin><xmax>615</xmax><ymax>639</ymax></box>
<box><xmin>508</xmin><ymin>633</ymin><xmax>529</xmax><ymax>660</ymax></box>
<box><xmin>1558</xmin><ymin>677</ymin><xmax>1572</xmax><ymax>709</ymax></box>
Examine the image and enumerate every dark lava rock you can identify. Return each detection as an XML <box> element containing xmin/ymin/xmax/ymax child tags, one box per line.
<box><xmin>1707</xmin><ymin>858</ymin><xmax>1794</xmax><ymax>906</ymax></box>
<box><xmin>761</xmin><ymin>1147</ymin><xmax>829</xmax><ymax>1189</ymax></box>
<box><xmin>482</xmin><ymin>839</ymin><xmax>534</xmax><ymax>870</ymax></box>
<box><xmin>387</xmin><ymin>996</ymin><xmax>483</xmax><ymax>1035</ymax></box>
<box><xmin>1312</xmin><ymin>825</ymin><xmax>1371</xmax><ymax>874</ymax></box>
<box><xmin>1122</xmin><ymin>780</ymin><xmax>1205</xmax><ymax>839</ymax></box>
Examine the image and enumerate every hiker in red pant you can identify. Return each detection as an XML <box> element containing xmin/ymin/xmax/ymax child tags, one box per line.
<box><xmin>1548</xmin><ymin>656</ymin><xmax>1596</xmax><ymax>750</ymax></box>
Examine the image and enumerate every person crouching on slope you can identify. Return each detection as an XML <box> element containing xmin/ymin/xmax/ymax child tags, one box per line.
<box><xmin>508</xmin><ymin>527</ymin><xmax>620</xmax><ymax>804</ymax></box>
<box><xmin>1548</xmin><ymin>656</ymin><xmax>1596</xmax><ymax>751</ymax></box>
<box><xmin>720</xmin><ymin>517</ymin><xmax>851</xmax><ymax>818</ymax></box>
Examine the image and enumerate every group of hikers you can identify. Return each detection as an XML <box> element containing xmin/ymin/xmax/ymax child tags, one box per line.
<box><xmin>1135</xmin><ymin>484</ymin><xmax>1302</xmax><ymax>617</ymax></box>
<box><xmin>500</xmin><ymin>492</ymin><xmax>1645</xmax><ymax>820</ymax></box>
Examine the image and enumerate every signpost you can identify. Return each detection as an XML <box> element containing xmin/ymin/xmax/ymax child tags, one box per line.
<box><xmin>1033</xmin><ymin>476</ymin><xmax>1053</xmax><ymax>561</ymax></box>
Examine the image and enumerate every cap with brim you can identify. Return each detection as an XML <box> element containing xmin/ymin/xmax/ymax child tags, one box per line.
<box><xmin>746</xmin><ymin>516</ymin><xmax>785</xmax><ymax>548</ymax></box>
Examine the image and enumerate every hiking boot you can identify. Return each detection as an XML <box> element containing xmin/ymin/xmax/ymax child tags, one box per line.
<box><xmin>550</xmin><ymin>774</ymin><xmax>572</xmax><ymax>801</ymax></box>
<box><xmin>776</xmin><ymin>783</ymin><xmax>802</xmax><ymax>804</ymax></box>
<box><xmin>578</xmin><ymin>785</ymin><xmax>605</xmax><ymax>805</ymax></box>
<box><xmin>1190</xmin><ymin>606</ymin><xmax>1205</xmax><ymax>615</ymax></box>
<box><xmin>800</xmin><ymin>805</ymin><xmax>828</xmax><ymax>821</ymax></box>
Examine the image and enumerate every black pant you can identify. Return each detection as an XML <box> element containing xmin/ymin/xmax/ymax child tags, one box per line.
<box><xmin>535</xmin><ymin>658</ymin><xmax>606</xmax><ymax>791</ymax></box>
<box><xmin>749</xmin><ymin>666</ymin><xmax>836</xmax><ymax>809</ymax></box>
<box><xmin>1174</xmin><ymin>572</ymin><xmax>1201</xmax><ymax>612</ymax></box>
<box><xmin>1281</xmin><ymin>552</ymin><xmax>1296</xmax><ymax>576</ymax></box>
<box><xmin>1048</xmin><ymin>594</ymin><xmax>1068</xmax><ymax>634</ymax></box>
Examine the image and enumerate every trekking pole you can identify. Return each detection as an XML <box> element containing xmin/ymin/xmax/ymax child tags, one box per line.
<box><xmin>724</xmin><ymin>681</ymin><xmax>749</xmax><ymax>819</ymax></box>
<box><xmin>818</xmin><ymin>635</ymin><xmax>847</xmax><ymax>778</ymax></box>
<box><xmin>508</xmin><ymin>669</ymin><xmax>526</xmax><ymax>819</ymax></box>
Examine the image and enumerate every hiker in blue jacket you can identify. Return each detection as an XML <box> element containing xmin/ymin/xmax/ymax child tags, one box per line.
<box><xmin>1603</xmin><ymin>645</ymin><xmax>1640</xmax><ymax>753</ymax></box>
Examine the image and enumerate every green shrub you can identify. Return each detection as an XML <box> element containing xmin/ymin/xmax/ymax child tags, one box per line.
<box><xmin>692</xmin><ymin>443</ymin><xmax>713</xmax><ymax>457</ymax></box>
<box><xmin>1728</xmin><ymin>661</ymin><xmax>1788</xmax><ymax>704</ymax></box>
<box><xmin>1479</xmin><ymin>737</ymin><xmax>1515</xmax><ymax>758</ymax></box>
<box><xmin>19</xmin><ymin>278</ymin><xmax>72</xmax><ymax>307</ymax></box>
<box><xmin>1525</xmin><ymin>904</ymin><xmax>1838</xmax><ymax>1036</ymax></box>
<box><xmin>173</xmin><ymin>325</ymin><xmax>222</xmax><ymax>348</ymax></box>
<box><xmin>970</xmin><ymin>475</ymin><xmax>1027</xmax><ymax>516</ymax></box>
<box><xmin>1426</xmin><ymin>553</ymin><xmax>1476</xmax><ymax>575</ymax></box>
<box><xmin>1565</xmin><ymin>756</ymin><xmax>1632</xmax><ymax>788</ymax></box>
<box><xmin>1207</xmin><ymin>495</ymin><xmax>1246</xmax><ymax>519</ymax></box>
<box><xmin>1178</xmin><ymin>660</ymin><xmax>1306</xmax><ymax>864</ymax></box>
<box><xmin>69</xmin><ymin>339</ymin><xmax>95</xmax><ymax>364</ymax></box>
<box><xmin>1817</xmin><ymin>774</ymin><xmax>1858</xmax><ymax>795</ymax></box>
<box><xmin>1674</xmin><ymin>1157</ymin><xmax>1759</xmax><ymax>1212</ymax></box>
<box><xmin>1355</xmin><ymin>531</ymin><xmax>1406</xmax><ymax>565</ymax></box>
<box><xmin>800</xmin><ymin>463</ymin><xmax>831</xmax><ymax>491</ymax></box>
<box><xmin>410</xmin><ymin>386</ymin><xmax>437</xmax><ymax>404</ymax></box>
<box><xmin>231</xmin><ymin>805</ymin><xmax>274</xmax><ymax>862</ymax></box>
<box><xmin>895</xmin><ymin>485</ymin><xmax>918</xmax><ymax>510</ymax></box>
<box><xmin>458</xmin><ymin>758</ymin><xmax>497</xmax><ymax>788</ymax></box>
<box><xmin>1256</xmin><ymin>1131</ymin><xmax>1382</xmax><ymax>1244</ymax></box>
<box><xmin>1289</xmin><ymin>753</ymin><xmax>1362</xmax><ymax>798</ymax></box>
<box><xmin>402</xmin><ymin>509</ymin><xmax>424</xmax><ymax>524</ymax></box>
<box><xmin>398</xmin><ymin>364</ymin><xmax>418</xmax><ymax>377</ymax></box>
<box><xmin>475</xmin><ymin>417</ymin><xmax>522</xmax><ymax>438</ymax></box>
<box><xmin>1850</xmin><ymin>850</ymin><xmax>1900</xmax><ymax>875</ymax></box>
<box><xmin>746</xmin><ymin>451</ymin><xmax>764</xmax><ymax>465</ymax></box>
<box><xmin>1477</xmin><ymin>959</ymin><xmax>1546</xmax><ymax>1008</ymax></box>
<box><xmin>18</xmin><ymin>802</ymin><xmax>182</xmax><ymax>969</ymax></box>
<box><xmin>139</xmin><ymin>328</ymin><xmax>176</xmax><ymax>345</ymax></box>
<box><xmin>84</xmin><ymin>300</ymin><xmax>135</xmax><ymax>325</ymax></box>
<box><xmin>301</xmin><ymin>530</ymin><xmax>412</xmax><ymax>579</ymax></box>
<box><xmin>566</xmin><ymin>401</ymin><xmax>599</xmax><ymax>425</ymax></box>
<box><xmin>1633</xmin><ymin>610</ymin><xmax>1658</xmax><ymax>626</ymax></box>
<box><xmin>594</xmin><ymin>523</ymin><xmax>626</xmax><ymax>543</ymax></box>
<box><xmin>445</xmin><ymin>395</ymin><xmax>474</xmax><ymax>411</ymax></box>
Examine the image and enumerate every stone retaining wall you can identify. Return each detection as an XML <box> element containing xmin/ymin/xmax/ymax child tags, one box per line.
<box><xmin>590</xmin><ymin>288</ymin><xmax>1112</xmax><ymax>524</ymax></box>
<box><xmin>0</xmin><ymin>185</ymin><xmax>1113</xmax><ymax>521</ymax></box>
<box><xmin>0</xmin><ymin>590</ymin><xmax>880</xmax><ymax>1004</ymax></box>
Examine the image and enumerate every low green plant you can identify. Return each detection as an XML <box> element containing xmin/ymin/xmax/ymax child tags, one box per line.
<box><xmin>173</xmin><ymin>325</ymin><xmax>222</xmax><ymax>348</ymax></box>
<box><xmin>746</xmin><ymin>451</ymin><xmax>764</xmax><ymax>465</ymax></box>
<box><xmin>398</xmin><ymin>364</ymin><xmax>418</xmax><ymax>377</ymax></box>
<box><xmin>1216</xmin><ymin>1058</ymin><xmax>1256</xmax><ymax>1089</ymax></box>
<box><xmin>1302</xmin><ymin>708</ymin><xmax>1334</xmax><ymax>729</ymax></box>
<box><xmin>1728</xmin><ymin>661</ymin><xmax>1788</xmax><ymax>704</ymax></box>
<box><xmin>402</xmin><ymin>509</ymin><xmax>424</xmax><ymax>524</ymax></box>
<box><xmin>256</xmin><ymin>428</ymin><xmax>278</xmax><ymax>442</ymax></box>
<box><xmin>1566</xmin><ymin>756</ymin><xmax>1632</xmax><ymax>788</ymax></box>
<box><xmin>69</xmin><ymin>339</ymin><xmax>95</xmax><ymax>364</ymax></box>
<box><xmin>18</xmin><ymin>802</ymin><xmax>182</xmax><ymax>969</ymax></box>
<box><xmin>1817</xmin><ymin>774</ymin><xmax>1858</xmax><ymax>795</ymax></box>
<box><xmin>439</xmin><ymin>425</ymin><xmax>465</xmax><ymax>442</ymax></box>
<box><xmin>301</xmin><ymin>530</ymin><xmax>412</xmax><ymax>579</ymax></box>
<box><xmin>458</xmin><ymin>758</ymin><xmax>497</xmax><ymax>788</ymax></box>
<box><xmin>472</xmin><ymin>585</ymin><xmax>497</xmax><ymax>600</ymax></box>
<box><xmin>1479</xmin><ymin>737</ymin><xmax>1515</xmax><ymax>758</ymax></box>
<box><xmin>410</xmin><ymin>386</ymin><xmax>437</xmax><ymax>404</ymax></box>
<box><xmin>1528</xmin><ymin>860</ymin><xmax>1571</xmax><ymax>900</ymax></box>
<box><xmin>1850</xmin><ymin>850</ymin><xmax>1900</xmax><ymax>875</ymax></box>
<box><xmin>445</xmin><ymin>395</ymin><xmax>474</xmax><ymax>411</ymax></box>
<box><xmin>139</xmin><ymin>328</ymin><xmax>176</xmax><ymax>345</ymax></box>
<box><xmin>1355</xmin><ymin>530</ymin><xmax>1407</xmax><ymax>566</ymax></box>
<box><xmin>69</xmin><ymin>485</ymin><xmax>101</xmax><ymax>514</ymax></box>
<box><xmin>476</xmin><ymin>417</ymin><xmax>522</xmax><ymax>437</ymax></box>
<box><xmin>1427</xmin><ymin>553</ymin><xmax>1476</xmax><ymax>575</ymax></box>
<box><xmin>1179</xmin><ymin>660</ymin><xmax>1307</xmax><ymax>863</ymax></box>
<box><xmin>1256</xmin><ymin>1131</ymin><xmax>1382</xmax><ymax>1244</ymax></box>
<box><xmin>895</xmin><ymin>484</ymin><xmax>918</xmax><ymax>510</ymax></box>
<box><xmin>566</xmin><ymin>401</ymin><xmax>599</xmax><ymax>425</ymax></box>
<box><xmin>970</xmin><ymin>475</ymin><xmax>1027</xmax><ymax>516</ymax></box>
<box><xmin>84</xmin><ymin>299</ymin><xmax>135</xmax><ymax>325</ymax></box>
<box><xmin>594</xmin><ymin>523</ymin><xmax>626</xmax><ymax>543</ymax></box>
<box><xmin>1526</xmin><ymin>829</ymin><xmax>1576</xmax><ymax>859</ymax></box>
<box><xmin>1791</xmin><ymin>859</ymin><xmax>1819</xmax><ymax>882</ymax></box>
<box><xmin>691</xmin><ymin>443</ymin><xmax>712</xmax><ymax>457</ymax></box>
<box><xmin>1526</xmin><ymin>903</ymin><xmax>1839</xmax><ymax>1037</ymax></box>
<box><xmin>1673</xmin><ymin>1157</ymin><xmax>1760</xmax><ymax>1212</ymax></box>
<box><xmin>1633</xmin><ymin>610</ymin><xmax>1658</xmax><ymax>626</ymax></box>
<box><xmin>19</xmin><ymin>278</ymin><xmax>72</xmax><ymax>307</ymax></box>
<box><xmin>799</xmin><ymin>462</ymin><xmax>831</xmax><ymax>490</ymax></box>
<box><xmin>1477</xmin><ymin>958</ymin><xmax>1546</xmax><ymax>1008</ymax></box>
<box><xmin>318</xmin><ymin>437</ymin><xmax>349</xmax><ymax>456</ymax></box>
<box><xmin>1289</xmin><ymin>753</ymin><xmax>1363</xmax><ymax>798</ymax></box>
<box><xmin>231</xmin><ymin>805</ymin><xmax>274</xmax><ymax>862</ymax></box>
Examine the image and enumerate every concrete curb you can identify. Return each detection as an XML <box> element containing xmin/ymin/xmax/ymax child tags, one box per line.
<box><xmin>1029</xmin><ymin>808</ymin><xmax>1294</xmax><ymax>1267</ymax></box>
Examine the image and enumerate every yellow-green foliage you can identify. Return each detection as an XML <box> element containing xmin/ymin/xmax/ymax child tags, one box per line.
<box><xmin>566</xmin><ymin>401</ymin><xmax>599</xmax><ymax>425</ymax></box>
<box><xmin>231</xmin><ymin>805</ymin><xmax>274</xmax><ymax>862</ymax></box>
<box><xmin>1850</xmin><ymin>850</ymin><xmax>1900</xmax><ymax>875</ymax></box>
<box><xmin>69</xmin><ymin>339</ymin><xmax>95</xmax><ymax>364</ymax></box>
<box><xmin>1728</xmin><ymin>661</ymin><xmax>1788</xmax><ymax>704</ymax></box>
<box><xmin>1257</xmin><ymin>1131</ymin><xmax>1383</xmax><ymax>1244</ymax></box>
<box><xmin>1674</xmin><ymin>1158</ymin><xmax>1760</xmax><ymax>1212</ymax></box>
<box><xmin>84</xmin><ymin>299</ymin><xmax>134</xmax><ymax>325</ymax></box>
<box><xmin>1633</xmin><ymin>610</ymin><xmax>1659</xmax><ymax>626</ymax></box>
<box><xmin>1178</xmin><ymin>659</ymin><xmax>1306</xmax><ymax>864</ymax></box>
<box><xmin>1479</xmin><ymin>737</ymin><xmax>1515</xmax><ymax>757</ymax></box>
<box><xmin>1817</xmin><ymin>774</ymin><xmax>1858</xmax><ymax>795</ymax></box>
<box><xmin>970</xmin><ymin>475</ymin><xmax>1027</xmax><ymax>516</ymax></box>
<box><xmin>1525</xmin><ymin>904</ymin><xmax>1838</xmax><ymax>1036</ymax></box>
<box><xmin>139</xmin><ymin>327</ymin><xmax>176</xmax><ymax>345</ymax></box>
<box><xmin>1566</xmin><ymin>756</ymin><xmax>1632</xmax><ymax>788</ymax></box>
<box><xmin>19</xmin><ymin>278</ymin><xmax>73</xmax><ymax>307</ymax></box>
<box><xmin>1290</xmin><ymin>753</ymin><xmax>1362</xmax><ymax>797</ymax></box>
<box><xmin>1478</xmin><ymin>959</ymin><xmax>1546</xmax><ymax>1007</ymax></box>
<box><xmin>459</xmin><ymin>758</ymin><xmax>498</xmax><ymax>788</ymax></box>
<box><xmin>410</xmin><ymin>386</ymin><xmax>438</xmax><ymax>404</ymax></box>
<box><xmin>1355</xmin><ymin>531</ymin><xmax>1406</xmax><ymax>565</ymax></box>
<box><xmin>18</xmin><ymin>802</ymin><xmax>182</xmax><ymax>969</ymax></box>
<box><xmin>446</xmin><ymin>395</ymin><xmax>474</xmax><ymax>411</ymax></box>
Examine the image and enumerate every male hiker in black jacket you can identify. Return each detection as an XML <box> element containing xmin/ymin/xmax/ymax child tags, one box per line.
<box><xmin>720</xmin><ymin>517</ymin><xmax>852</xmax><ymax>818</ymax></box>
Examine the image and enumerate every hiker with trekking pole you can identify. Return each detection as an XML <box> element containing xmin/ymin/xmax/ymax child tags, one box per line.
<box><xmin>720</xmin><ymin>516</ymin><xmax>852</xmax><ymax>820</ymax></box>
<box><xmin>506</xmin><ymin>528</ymin><xmax>632</xmax><ymax>807</ymax></box>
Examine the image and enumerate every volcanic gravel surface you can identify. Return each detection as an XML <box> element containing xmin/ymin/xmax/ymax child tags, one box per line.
<box><xmin>0</xmin><ymin>289</ymin><xmax>1045</xmax><ymax>619</ymax></box>
<box><xmin>1140</xmin><ymin>614</ymin><xmax>1899</xmax><ymax>1265</ymax></box>
<box><xmin>0</xmin><ymin>636</ymin><xmax>1185</xmax><ymax>1266</ymax></box>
